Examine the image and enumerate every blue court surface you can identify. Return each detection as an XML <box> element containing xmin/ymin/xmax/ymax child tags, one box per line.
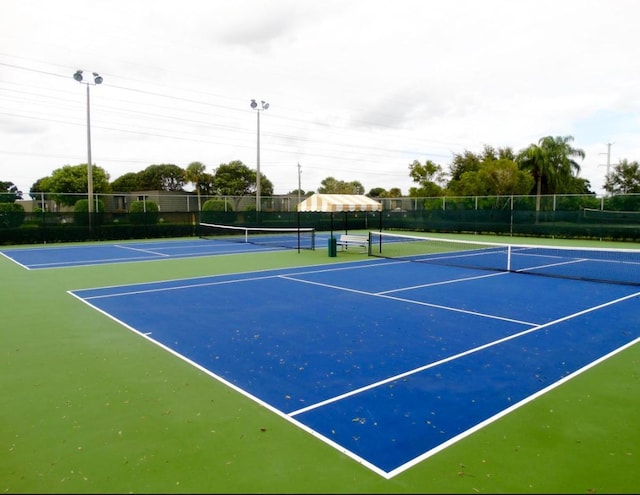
<box><xmin>0</xmin><ymin>237</ymin><xmax>307</xmax><ymax>269</ymax></box>
<box><xmin>67</xmin><ymin>256</ymin><xmax>640</xmax><ymax>478</ymax></box>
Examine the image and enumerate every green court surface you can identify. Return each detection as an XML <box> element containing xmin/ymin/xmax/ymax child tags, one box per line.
<box><xmin>2</xmin><ymin>233</ymin><xmax>639</xmax><ymax>494</ymax></box>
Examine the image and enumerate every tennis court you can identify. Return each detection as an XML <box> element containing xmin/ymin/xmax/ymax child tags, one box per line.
<box><xmin>63</xmin><ymin>235</ymin><xmax>640</xmax><ymax>478</ymax></box>
<box><xmin>0</xmin><ymin>225</ymin><xmax>320</xmax><ymax>269</ymax></box>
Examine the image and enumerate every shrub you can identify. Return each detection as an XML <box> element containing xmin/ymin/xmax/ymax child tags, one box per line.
<box><xmin>0</xmin><ymin>203</ymin><xmax>25</xmax><ymax>228</ymax></box>
<box><xmin>201</xmin><ymin>199</ymin><xmax>232</xmax><ymax>223</ymax></box>
<box><xmin>202</xmin><ymin>199</ymin><xmax>232</xmax><ymax>212</ymax></box>
<box><xmin>73</xmin><ymin>199</ymin><xmax>106</xmax><ymax>225</ymax></box>
<box><xmin>129</xmin><ymin>200</ymin><xmax>160</xmax><ymax>225</ymax></box>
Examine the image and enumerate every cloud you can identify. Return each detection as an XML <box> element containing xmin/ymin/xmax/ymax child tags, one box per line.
<box><xmin>1</xmin><ymin>0</ymin><xmax>639</xmax><ymax>197</ymax></box>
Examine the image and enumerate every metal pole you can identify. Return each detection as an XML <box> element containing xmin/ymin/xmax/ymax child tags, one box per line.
<box><xmin>256</xmin><ymin>109</ymin><xmax>261</xmax><ymax>212</ymax></box>
<box><xmin>297</xmin><ymin>162</ymin><xmax>301</xmax><ymax>205</ymax></box>
<box><xmin>74</xmin><ymin>70</ymin><xmax>102</xmax><ymax>232</ymax></box>
<box><xmin>86</xmin><ymin>83</ymin><xmax>94</xmax><ymax>216</ymax></box>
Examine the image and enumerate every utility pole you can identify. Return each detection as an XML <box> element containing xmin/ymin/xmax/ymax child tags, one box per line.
<box><xmin>598</xmin><ymin>142</ymin><xmax>614</xmax><ymax>195</ymax></box>
<box><xmin>297</xmin><ymin>162</ymin><xmax>302</xmax><ymax>206</ymax></box>
<box><xmin>599</xmin><ymin>142</ymin><xmax>614</xmax><ymax>176</ymax></box>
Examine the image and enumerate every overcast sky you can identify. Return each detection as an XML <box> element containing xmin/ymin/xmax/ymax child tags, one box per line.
<box><xmin>1</xmin><ymin>0</ymin><xmax>639</xmax><ymax>199</ymax></box>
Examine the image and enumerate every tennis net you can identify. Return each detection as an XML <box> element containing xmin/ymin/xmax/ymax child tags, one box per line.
<box><xmin>583</xmin><ymin>207</ymin><xmax>640</xmax><ymax>223</ymax></box>
<box><xmin>368</xmin><ymin>231</ymin><xmax>640</xmax><ymax>286</ymax></box>
<box><xmin>199</xmin><ymin>223</ymin><xmax>315</xmax><ymax>250</ymax></box>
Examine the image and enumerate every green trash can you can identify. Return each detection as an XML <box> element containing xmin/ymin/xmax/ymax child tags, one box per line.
<box><xmin>328</xmin><ymin>236</ymin><xmax>337</xmax><ymax>257</ymax></box>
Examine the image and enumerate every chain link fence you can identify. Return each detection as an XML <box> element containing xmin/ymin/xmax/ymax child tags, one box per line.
<box><xmin>2</xmin><ymin>192</ymin><xmax>639</xmax><ymax>244</ymax></box>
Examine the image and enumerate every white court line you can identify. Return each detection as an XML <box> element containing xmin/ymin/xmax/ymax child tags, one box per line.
<box><xmin>0</xmin><ymin>250</ymin><xmax>31</xmax><ymax>270</ymax></box>
<box><xmin>278</xmin><ymin>274</ymin><xmax>537</xmax><ymax>326</ymax></box>
<box><xmin>114</xmin><ymin>244</ymin><xmax>170</xmax><ymax>256</ymax></box>
<box><xmin>81</xmin><ymin>272</ymin><xmax>283</xmax><ymax>299</ymax></box>
<box><xmin>516</xmin><ymin>257</ymin><xmax>587</xmax><ymax>273</ymax></box>
<box><xmin>376</xmin><ymin>270</ymin><xmax>507</xmax><ymax>294</ymax></box>
<box><xmin>288</xmin><ymin>290</ymin><xmax>640</xmax><ymax>417</ymax></box>
<box><xmin>76</xmin><ymin>259</ymin><xmax>388</xmax><ymax>296</ymax></box>
<box><xmin>19</xmin><ymin>244</ymin><xmax>277</xmax><ymax>269</ymax></box>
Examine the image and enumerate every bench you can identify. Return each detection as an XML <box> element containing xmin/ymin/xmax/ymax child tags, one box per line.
<box><xmin>336</xmin><ymin>234</ymin><xmax>369</xmax><ymax>253</ymax></box>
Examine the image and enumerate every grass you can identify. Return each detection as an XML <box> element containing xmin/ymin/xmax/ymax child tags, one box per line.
<box><xmin>2</xmin><ymin>232</ymin><xmax>639</xmax><ymax>493</ymax></box>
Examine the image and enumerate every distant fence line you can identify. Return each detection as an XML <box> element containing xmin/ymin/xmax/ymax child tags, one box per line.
<box><xmin>18</xmin><ymin>191</ymin><xmax>640</xmax><ymax>213</ymax></box>
<box><xmin>1</xmin><ymin>190</ymin><xmax>638</xmax><ymax>246</ymax></box>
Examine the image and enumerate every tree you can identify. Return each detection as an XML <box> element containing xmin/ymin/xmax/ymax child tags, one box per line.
<box><xmin>479</xmin><ymin>145</ymin><xmax>517</xmax><ymax>162</ymax></box>
<box><xmin>138</xmin><ymin>164</ymin><xmax>186</xmax><ymax>191</ymax></box>
<box><xmin>560</xmin><ymin>175</ymin><xmax>592</xmax><ymax>195</ymax></box>
<box><xmin>196</xmin><ymin>172</ymin><xmax>216</xmax><ymax>196</ymax></box>
<box><xmin>480</xmin><ymin>159</ymin><xmax>534</xmax><ymax>196</ymax></box>
<box><xmin>318</xmin><ymin>177</ymin><xmax>340</xmax><ymax>193</ymax></box>
<box><xmin>31</xmin><ymin>164</ymin><xmax>110</xmax><ymax>207</ymax></box>
<box><xmin>446</xmin><ymin>146</ymin><xmax>518</xmax><ymax>196</ymax></box>
<box><xmin>447</xmin><ymin>150</ymin><xmax>482</xmax><ymax>185</ymax></box>
<box><xmin>30</xmin><ymin>176</ymin><xmax>53</xmax><ymax>196</ymax></box>
<box><xmin>453</xmin><ymin>159</ymin><xmax>534</xmax><ymax>197</ymax></box>
<box><xmin>368</xmin><ymin>187</ymin><xmax>387</xmax><ymax>197</ymax></box>
<box><xmin>517</xmin><ymin>135</ymin><xmax>586</xmax><ymax>211</ymax></box>
<box><xmin>185</xmin><ymin>161</ymin><xmax>207</xmax><ymax>210</ymax></box>
<box><xmin>288</xmin><ymin>188</ymin><xmax>311</xmax><ymax>197</ymax></box>
<box><xmin>212</xmin><ymin>160</ymin><xmax>273</xmax><ymax>211</ymax></box>
<box><xmin>408</xmin><ymin>159</ymin><xmax>445</xmax><ymax>197</ymax></box>
<box><xmin>0</xmin><ymin>181</ymin><xmax>22</xmax><ymax>203</ymax></box>
<box><xmin>604</xmin><ymin>159</ymin><xmax>640</xmax><ymax>194</ymax></box>
<box><xmin>111</xmin><ymin>172</ymin><xmax>142</xmax><ymax>192</ymax></box>
<box><xmin>317</xmin><ymin>177</ymin><xmax>365</xmax><ymax>194</ymax></box>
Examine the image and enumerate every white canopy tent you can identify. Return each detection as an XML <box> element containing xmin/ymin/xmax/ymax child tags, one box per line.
<box><xmin>296</xmin><ymin>194</ymin><xmax>382</xmax><ymax>213</ymax></box>
<box><xmin>296</xmin><ymin>194</ymin><xmax>383</xmax><ymax>237</ymax></box>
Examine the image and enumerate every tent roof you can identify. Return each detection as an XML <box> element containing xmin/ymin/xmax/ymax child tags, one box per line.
<box><xmin>296</xmin><ymin>193</ymin><xmax>382</xmax><ymax>212</ymax></box>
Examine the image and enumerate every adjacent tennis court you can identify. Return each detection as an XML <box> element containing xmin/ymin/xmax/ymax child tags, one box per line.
<box><xmin>63</xmin><ymin>236</ymin><xmax>640</xmax><ymax>478</ymax></box>
<box><xmin>0</xmin><ymin>225</ymin><xmax>319</xmax><ymax>269</ymax></box>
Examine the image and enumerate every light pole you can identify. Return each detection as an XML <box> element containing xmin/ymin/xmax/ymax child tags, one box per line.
<box><xmin>250</xmin><ymin>99</ymin><xmax>269</xmax><ymax>212</ymax></box>
<box><xmin>73</xmin><ymin>70</ymin><xmax>103</xmax><ymax>221</ymax></box>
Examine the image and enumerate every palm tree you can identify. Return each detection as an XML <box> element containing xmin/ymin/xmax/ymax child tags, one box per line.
<box><xmin>517</xmin><ymin>135</ymin><xmax>585</xmax><ymax>212</ymax></box>
<box><xmin>185</xmin><ymin>161</ymin><xmax>206</xmax><ymax>211</ymax></box>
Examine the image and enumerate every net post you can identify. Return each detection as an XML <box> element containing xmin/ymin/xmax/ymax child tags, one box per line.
<box><xmin>507</xmin><ymin>245</ymin><xmax>512</xmax><ymax>271</ymax></box>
